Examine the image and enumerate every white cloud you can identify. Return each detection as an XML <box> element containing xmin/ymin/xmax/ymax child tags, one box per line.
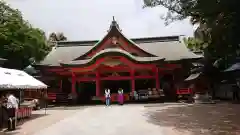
<box><xmin>6</xmin><ymin>0</ymin><xmax>194</xmax><ymax>40</ymax></box>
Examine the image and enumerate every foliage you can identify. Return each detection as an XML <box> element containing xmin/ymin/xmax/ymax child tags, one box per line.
<box><xmin>183</xmin><ymin>37</ymin><xmax>207</xmax><ymax>52</ymax></box>
<box><xmin>0</xmin><ymin>1</ymin><xmax>50</xmax><ymax>69</ymax></box>
<box><xmin>49</xmin><ymin>32</ymin><xmax>67</xmax><ymax>41</ymax></box>
<box><xmin>143</xmin><ymin>0</ymin><xmax>240</xmax><ymax>62</ymax></box>
<box><xmin>47</xmin><ymin>32</ymin><xmax>67</xmax><ymax>47</ymax></box>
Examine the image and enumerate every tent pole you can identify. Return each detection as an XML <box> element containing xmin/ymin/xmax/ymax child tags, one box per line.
<box><xmin>44</xmin><ymin>89</ymin><xmax>47</xmax><ymax>115</ymax></box>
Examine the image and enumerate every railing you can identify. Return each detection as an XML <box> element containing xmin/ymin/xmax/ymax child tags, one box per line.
<box><xmin>176</xmin><ymin>88</ymin><xmax>192</xmax><ymax>95</ymax></box>
<box><xmin>16</xmin><ymin>107</ymin><xmax>32</xmax><ymax>119</ymax></box>
<box><xmin>47</xmin><ymin>92</ymin><xmax>68</xmax><ymax>103</ymax></box>
<box><xmin>47</xmin><ymin>93</ymin><xmax>57</xmax><ymax>100</ymax></box>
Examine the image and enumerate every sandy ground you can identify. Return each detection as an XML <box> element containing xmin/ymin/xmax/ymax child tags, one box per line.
<box><xmin>27</xmin><ymin>104</ymin><xmax>186</xmax><ymax>135</ymax></box>
<box><xmin>4</xmin><ymin>103</ymin><xmax>238</xmax><ymax>135</ymax></box>
<box><xmin>4</xmin><ymin>107</ymin><xmax>80</xmax><ymax>135</ymax></box>
<box><xmin>146</xmin><ymin>103</ymin><xmax>240</xmax><ymax>135</ymax></box>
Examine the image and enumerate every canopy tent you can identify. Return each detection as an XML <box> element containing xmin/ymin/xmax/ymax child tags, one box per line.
<box><xmin>0</xmin><ymin>67</ymin><xmax>47</xmax><ymax>89</ymax></box>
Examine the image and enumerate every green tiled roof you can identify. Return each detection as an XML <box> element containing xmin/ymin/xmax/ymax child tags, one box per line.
<box><xmin>38</xmin><ymin>19</ymin><xmax>202</xmax><ymax>67</ymax></box>
<box><xmin>40</xmin><ymin>40</ymin><xmax>202</xmax><ymax>67</ymax></box>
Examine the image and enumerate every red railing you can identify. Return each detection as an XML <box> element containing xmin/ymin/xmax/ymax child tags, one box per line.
<box><xmin>16</xmin><ymin>107</ymin><xmax>32</xmax><ymax>119</ymax></box>
<box><xmin>176</xmin><ymin>88</ymin><xmax>192</xmax><ymax>95</ymax></box>
<box><xmin>47</xmin><ymin>93</ymin><xmax>57</xmax><ymax>100</ymax></box>
<box><xmin>47</xmin><ymin>92</ymin><xmax>68</xmax><ymax>103</ymax></box>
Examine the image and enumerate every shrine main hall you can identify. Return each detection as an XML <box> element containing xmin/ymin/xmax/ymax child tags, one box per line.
<box><xmin>34</xmin><ymin>18</ymin><xmax>201</xmax><ymax>102</ymax></box>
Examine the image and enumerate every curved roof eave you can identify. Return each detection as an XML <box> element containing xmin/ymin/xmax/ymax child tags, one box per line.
<box><xmin>60</xmin><ymin>48</ymin><xmax>165</xmax><ymax>67</ymax></box>
<box><xmin>165</xmin><ymin>56</ymin><xmax>203</xmax><ymax>63</ymax></box>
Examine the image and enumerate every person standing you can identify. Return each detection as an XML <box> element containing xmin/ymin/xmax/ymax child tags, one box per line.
<box><xmin>6</xmin><ymin>93</ymin><xmax>18</xmax><ymax>131</ymax></box>
<box><xmin>105</xmin><ymin>89</ymin><xmax>111</xmax><ymax>106</ymax></box>
<box><xmin>118</xmin><ymin>88</ymin><xmax>124</xmax><ymax>105</ymax></box>
<box><xmin>233</xmin><ymin>79</ymin><xmax>240</xmax><ymax>102</ymax></box>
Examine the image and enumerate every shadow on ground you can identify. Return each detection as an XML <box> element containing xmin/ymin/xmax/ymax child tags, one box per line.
<box><xmin>17</xmin><ymin>113</ymin><xmax>49</xmax><ymax>126</ymax></box>
<box><xmin>2</xmin><ymin>114</ymin><xmax>48</xmax><ymax>135</ymax></box>
<box><xmin>146</xmin><ymin>103</ymin><xmax>240</xmax><ymax>135</ymax></box>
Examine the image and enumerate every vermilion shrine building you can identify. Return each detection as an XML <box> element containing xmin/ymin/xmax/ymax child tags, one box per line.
<box><xmin>34</xmin><ymin>18</ymin><xmax>201</xmax><ymax>102</ymax></box>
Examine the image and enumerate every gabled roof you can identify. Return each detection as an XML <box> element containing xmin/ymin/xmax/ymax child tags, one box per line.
<box><xmin>39</xmin><ymin>40</ymin><xmax>201</xmax><ymax>67</ymax></box>
<box><xmin>38</xmin><ymin>18</ymin><xmax>202</xmax><ymax>67</ymax></box>
<box><xmin>75</xmin><ymin>17</ymin><xmax>156</xmax><ymax>59</ymax></box>
<box><xmin>57</xmin><ymin>35</ymin><xmax>180</xmax><ymax>46</ymax></box>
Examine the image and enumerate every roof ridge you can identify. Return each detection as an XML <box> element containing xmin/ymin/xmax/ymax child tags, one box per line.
<box><xmin>56</xmin><ymin>35</ymin><xmax>181</xmax><ymax>47</ymax></box>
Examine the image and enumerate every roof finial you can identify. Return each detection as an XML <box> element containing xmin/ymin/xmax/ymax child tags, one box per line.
<box><xmin>108</xmin><ymin>16</ymin><xmax>122</xmax><ymax>32</ymax></box>
<box><xmin>113</xmin><ymin>16</ymin><xmax>115</xmax><ymax>21</ymax></box>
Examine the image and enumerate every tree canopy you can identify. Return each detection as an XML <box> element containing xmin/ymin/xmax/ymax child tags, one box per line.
<box><xmin>48</xmin><ymin>32</ymin><xmax>67</xmax><ymax>47</ymax></box>
<box><xmin>48</xmin><ymin>32</ymin><xmax>67</xmax><ymax>42</ymax></box>
<box><xmin>0</xmin><ymin>1</ymin><xmax>50</xmax><ymax>69</ymax></box>
<box><xmin>183</xmin><ymin>37</ymin><xmax>207</xmax><ymax>52</ymax></box>
<box><xmin>143</xmin><ymin>0</ymin><xmax>240</xmax><ymax>62</ymax></box>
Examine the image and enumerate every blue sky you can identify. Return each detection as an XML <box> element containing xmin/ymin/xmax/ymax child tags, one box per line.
<box><xmin>7</xmin><ymin>0</ymin><xmax>195</xmax><ymax>40</ymax></box>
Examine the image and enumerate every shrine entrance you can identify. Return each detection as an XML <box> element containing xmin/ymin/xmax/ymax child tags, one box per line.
<box><xmin>101</xmin><ymin>80</ymin><xmax>131</xmax><ymax>94</ymax></box>
<box><xmin>78</xmin><ymin>81</ymin><xmax>96</xmax><ymax>104</ymax></box>
<box><xmin>135</xmin><ymin>79</ymin><xmax>155</xmax><ymax>91</ymax></box>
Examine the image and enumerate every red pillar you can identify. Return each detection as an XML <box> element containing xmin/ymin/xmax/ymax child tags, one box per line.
<box><xmin>155</xmin><ymin>68</ymin><xmax>160</xmax><ymax>90</ymax></box>
<box><xmin>71</xmin><ymin>73</ymin><xmax>76</xmax><ymax>93</ymax></box>
<box><xmin>59</xmin><ymin>79</ymin><xmax>62</xmax><ymax>92</ymax></box>
<box><xmin>96</xmin><ymin>71</ymin><xmax>100</xmax><ymax>96</ymax></box>
<box><xmin>131</xmin><ymin>70</ymin><xmax>135</xmax><ymax>92</ymax></box>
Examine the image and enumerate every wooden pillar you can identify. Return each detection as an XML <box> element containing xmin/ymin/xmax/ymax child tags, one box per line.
<box><xmin>155</xmin><ymin>67</ymin><xmax>160</xmax><ymax>90</ymax></box>
<box><xmin>59</xmin><ymin>79</ymin><xmax>62</xmax><ymax>92</ymax></box>
<box><xmin>96</xmin><ymin>71</ymin><xmax>100</xmax><ymax>96</ymax></box>
<box><xmin>131</xmin><ymin>69</ymin><xmax>135</xmax><ymax>92</ymax></box>
<box><xmin>71</xmin><ymin>73</ymin><xmax>76</xmax><ymax>93</ymax></box>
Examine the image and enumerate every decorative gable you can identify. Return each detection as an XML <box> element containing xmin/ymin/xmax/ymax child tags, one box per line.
<box><xmin>74</xmin><ymin>17</ymin><xmax>156</xmax><ymax>60</ymax></box>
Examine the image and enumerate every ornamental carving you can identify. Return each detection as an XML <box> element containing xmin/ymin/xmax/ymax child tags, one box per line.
<box><xmin>111</xmin><ymin>36</ymin><xmax>118</xmax><ymax>45</ymax></box>
<box><xmin>111</xmin><ymin>72</ymin><xmax>120</xmax><ymax>76</ymax></box>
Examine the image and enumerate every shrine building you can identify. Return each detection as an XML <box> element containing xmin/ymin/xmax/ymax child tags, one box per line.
<box><xmin>34</xmin><ymin>18</ymin><xmax>202</xmax><ymax>103</ymax></box>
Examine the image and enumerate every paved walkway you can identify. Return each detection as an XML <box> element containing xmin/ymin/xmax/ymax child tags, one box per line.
<box><xmin>32</xmin><ymin>105</ymin><xmax>181</xmax><ymax>135</ymax></box>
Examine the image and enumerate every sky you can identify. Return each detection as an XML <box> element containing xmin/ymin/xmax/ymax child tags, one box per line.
<box><xmin>6</xmin><ymin>0</ymin><xmax>195</xmax><ymax>41</ymax></box>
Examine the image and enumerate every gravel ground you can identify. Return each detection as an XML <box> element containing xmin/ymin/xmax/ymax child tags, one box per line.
<box><xmin>4</xmin><ymin>108</ymin><xmax>82</xmax><ymax>135</ymax></box>
<box><xmin>31</xmin><ymin>104</ymin><xmax>183</xmax><ymax>135</ymax></box>
<box><xmin>146</xmin><ymin>103</ymin><xmax>240</xmax><ymax>135</ymax></box>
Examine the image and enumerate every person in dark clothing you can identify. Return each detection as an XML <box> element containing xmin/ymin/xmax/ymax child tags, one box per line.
<box><xmin>0</xmin><ymin>95</ymin><xmax>6</xmax><ymax>129</ymax></box>
<box><xmin>233</xmin><ymin>80</ymin><xmax>240</xmax><ymax>101</ymax></box>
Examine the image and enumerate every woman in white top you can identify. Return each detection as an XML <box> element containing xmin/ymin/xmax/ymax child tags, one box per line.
<box><xmin>6</xmin><ymin>93</ymin><xmax>18</xmax><ymax>131</ymax></box>
<box><xmin>105</xmin><ymin>89</ymin><xmax>111</xmax><ymax>106</ymax></box>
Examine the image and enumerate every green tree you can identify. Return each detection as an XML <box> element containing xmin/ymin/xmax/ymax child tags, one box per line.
<box><xmin>48</xmin><ymin>32</ymin><xmax>67</xmax><ymax>47</ymax></box>
<box><xmin>48</xmin><ymin>32</ymin><xmax>67</xmax><ymax>42</ymax></box>
<box><xmin>183</xmin><ymin>37</ymin><xmax>207</xmax><ymax>52</ymax></box>
<box><xmin>0</xmin><ymin>1</ymin><xmax>50</xmax><ymax>69</ymax></box>
<box><xmin>143</xmin><ymin>0</ymin><xmax>240</xmax><ymax>61</ymax></box>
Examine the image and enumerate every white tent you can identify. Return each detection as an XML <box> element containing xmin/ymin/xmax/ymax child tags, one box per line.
<box><xmin>0</xmin><ymin>67</ymin><xmax>47</xmax><ymax>89</ymax></box>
